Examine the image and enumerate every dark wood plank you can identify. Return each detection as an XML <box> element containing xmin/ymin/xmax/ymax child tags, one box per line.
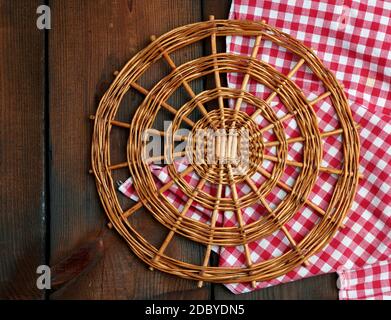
<box><xmin>0</xmin><ymin>0</ymin><xmax>46</xmax><ymax>299</ymax></box>
<box><xmin>202</xmin><ymin>0</ymin><xmax>339</xmax><ymax>300</ymax></box>
<box><xmin>202</xmin><ymin>0</ymin><xmax>231</xmax><ymax>21</ymax></box>
<box><xmin>49</xmin><ymin>0</ymin><xmax>210</xmax><ymax>299</ymax></box>
<box><xmin>214</xmin><ymin>274</ymin><xmax>338</xmax><ymax>300</ymax></box>
<box><xmin>202</xmin><ymin>0</ymin><xmax>231</xmax><ymax>110</ymax></box>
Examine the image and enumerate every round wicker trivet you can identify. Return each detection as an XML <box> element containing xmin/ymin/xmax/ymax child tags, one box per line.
<box><xmin>91</xmin><ymin>17</ymin><xmax>360</xmax><ymax>286</ymax></box>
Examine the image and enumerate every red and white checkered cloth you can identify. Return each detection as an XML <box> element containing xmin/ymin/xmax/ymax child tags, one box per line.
<box><xmin>222</xmin><ymin>0</ymin><xmax>391</xmax><ymax>299</ymax></box>
<box><xmin>337</xmin><ymin>260</ymin><xmax>391</xmax><ymax>300</ymax></box>
<box><xmin>119</xmin><ymin>0</ymin><xmax>391</xmax><ymax>299</ymax></box>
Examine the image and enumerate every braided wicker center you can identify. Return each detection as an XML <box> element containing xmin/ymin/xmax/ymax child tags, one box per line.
<box><xmin>187</xmin><ymin>109</ymin><xmax>264</xmax><ymax>185</ymax></box>
<box><xmin>91</xmin><ymin>19</ymin><xmax>360</xmax><ymax>285</ymax></box>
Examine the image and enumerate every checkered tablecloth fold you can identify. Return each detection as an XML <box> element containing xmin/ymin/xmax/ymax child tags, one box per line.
<box><xmin>337</xmin><ymin>259</ymin><xmax>391</xmax><ymax>300</ymax></box>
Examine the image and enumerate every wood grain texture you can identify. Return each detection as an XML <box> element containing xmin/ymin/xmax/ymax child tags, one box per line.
<box><xmin>48</xmin><ymin>0</ymin><xmax>210</xmax><ymax>300</ymax></box>
<box><xmin>0</xmin><ymin>0</ymin><xmax>46</xmax><ymax>299</ymax></box>
<box><xmin>202</xmin><ymin>0</ymin><xmax>231</xmax><ymax>21</ymax></box>
<box><xmin>214</xmin><ymin>274</ymin><xmax>339</xmax><ymax>300</ymax></box>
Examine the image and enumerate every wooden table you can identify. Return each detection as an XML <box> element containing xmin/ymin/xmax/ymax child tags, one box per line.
<box><xmin>0</xmin><ymin>0</ymin><xmax>338</xmax><ymax>300</ymax></box>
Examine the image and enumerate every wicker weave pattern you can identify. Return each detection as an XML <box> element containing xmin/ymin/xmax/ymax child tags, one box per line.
<box><xmin>91</xmin><ymin>18</ymin><xmax>360</xmax><ymax>286</ymax></box>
